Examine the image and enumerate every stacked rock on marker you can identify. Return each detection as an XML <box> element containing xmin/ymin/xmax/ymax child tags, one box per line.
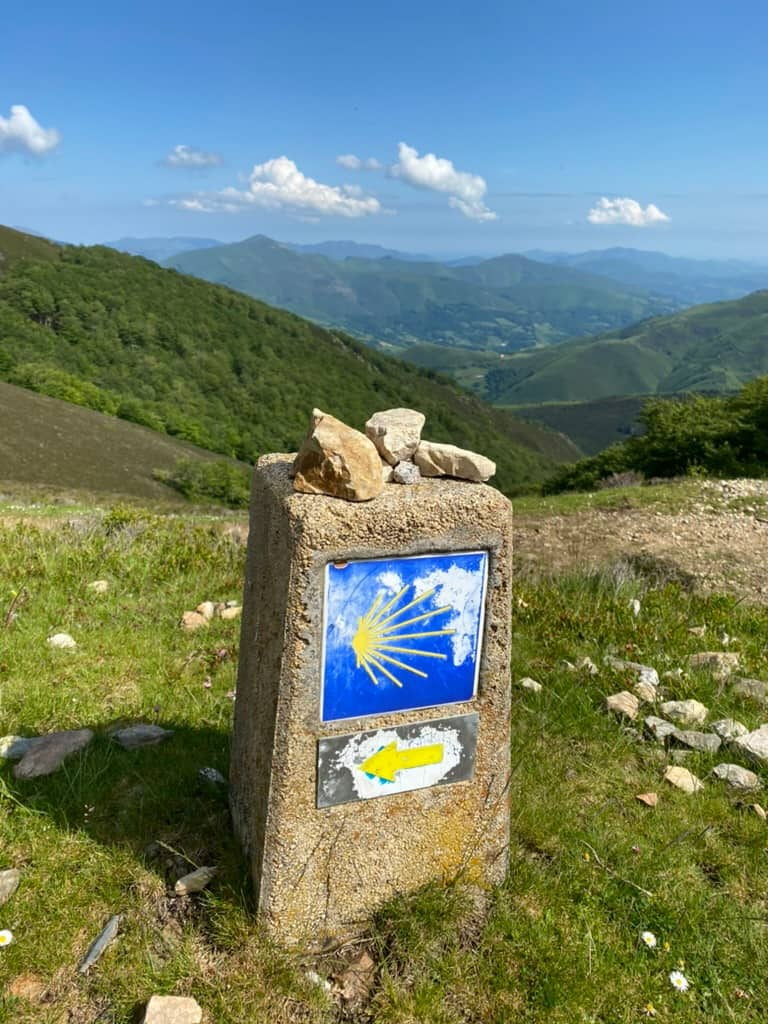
<box><xmin>291</xmin><ymin>406</ymin><xmax>496</xmax><ymax>501</ymax></box>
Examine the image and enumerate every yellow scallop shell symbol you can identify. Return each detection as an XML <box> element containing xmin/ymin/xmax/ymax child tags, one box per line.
<box><xmin>350</xmin><ymin>584</ymin><xmax>455</xmax><ymax>688</ymax></box>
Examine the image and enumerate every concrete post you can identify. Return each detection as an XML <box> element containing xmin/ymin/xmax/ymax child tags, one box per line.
<box><xmin>230</xmin><ymin>454</ymin><xmax>513</xmax><ymax>947</ymax></box>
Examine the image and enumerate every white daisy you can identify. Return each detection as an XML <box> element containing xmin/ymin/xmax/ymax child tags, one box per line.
<box><xmin>669</xmin><ymin>969</ymin><xmax>689</xmax><ymax>992</ymax></box>
<box><xmin>640</xmin><ymin>930</ymin><xmax>657</xmax><ymax>949</ymax></box>
<box><xmin>0</xmin><ymin>930</ymin><xmax>13</xmax><ymax>947</ymax></box>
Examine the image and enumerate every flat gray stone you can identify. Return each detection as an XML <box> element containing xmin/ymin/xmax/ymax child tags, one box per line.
<box><xmin>413</xmin><ymin>440</ymin><xmax>496</xmax><ymax>483</ymax></box>
<box><xmin>712</xmin><ymin>763</ymin><xmax>762</xmax><ymax>791</ymax></box>
<box><xmin>605</xmin><ymin>691</ymin><xmax>639</xmax><ymax>720</ymax></box>
<box><xmin>659</xmin><ymin>699</ymin><xmax>709</xmax><ymax>727</ymax></box>
<box><xmin>142</xmin><ymin>995</ymin><xmax>203</xmax><ymax>1024</ymax></box>
<box><xmin>365</xmin><ymin>408</ymin><xmax>425</xmax><ymax>466</ymax></box>
<box><xmin>731</xmin><ymin>677</ymin><xmax>768</xmax><ymax>703</ymax></box>
<box><xmin>0</xmin><ymin>735</ymin><xmax>41</xmax><ymax>760</ymax></box>
<box><xmin>113</xmin><ymin>724</ymin><xmax>174</xmax><ymax>750</ymax></box>
<box><xmin>392</xmin><ymin>461</ymin><xmax>422</xmax><ymax>485</ymax></box>
<box><xmin>644</xmin><ymin>716</ymin><xmax>678</xmax><ymax>743</ymax></box>
<box><xmin>733</xmin><ymin>726</ymin><xmax>768</xmax><ymax>765</ymax></box>
<box><xmin>0</xmin><ymin>868</ymin><xmax>20</xmax><ymax>905</ymax></box>
<box><xmin>710</xmin><ymin>718</ymin><xmax>749</xmax><ymax>741</ymax></box>
<box><xmin>671</xmin><ymin>730</ymin><xmax>721</xmax><ymax>754</ymax></box>
<box><xmin>13</xmin><ymin>728</ymin><xmax>94</xmax><ymax>780</ymax></box>
<box><xmin>664</xmin><ymin>765</ymin><xmax>704</xmax><ymax>794</ymax></box>
<box><xmin>688</xmin><ymin>651</ymin><xmax>740</xmax><ymax>680</ymax></box>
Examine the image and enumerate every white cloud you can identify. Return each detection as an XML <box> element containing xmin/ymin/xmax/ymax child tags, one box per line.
<box><xmin>587</xmin><ymin>196</ymin><xmax>670</xmax><ymax>227</ymax></box>
<box><xmin>163</xmin><ymin>144</ymin><xmax>223</xmax><ymax>168</ymax></box>
<box><xmin>390</xmin><ymin>142</ymin><xmax>496</xmax><ymax>222</ymax></box>
<box><xmin>169</xmin><ymin>155</ymin><xmax>382</xmax><ymax>218</ymax></box>
<box><xmin>0</xmin><ymin>105</ymin><xmax>60</xmax><ymax>156</ymax></box>
<box><xmin>337</xmin><ymin>153</ymin><xmax>382</xmax><ymax>171</ymax></box>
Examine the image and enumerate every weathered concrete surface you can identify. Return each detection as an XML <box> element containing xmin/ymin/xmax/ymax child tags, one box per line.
<box><xmin>230</xmin><ymin>454</ymin><xmax>513</xmax><ymax>947</ymax></box>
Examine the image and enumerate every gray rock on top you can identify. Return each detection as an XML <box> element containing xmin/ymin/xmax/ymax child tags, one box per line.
<box><xmin>393</xmin><ymin>461</ymin><xmax>422</xmax><ymax>485</ymax></box>
<box><xmin>13</xmin><ymin>728</ymin><xmax>94</xmax><ymax>780</ymax></box>
<box><xmin>644</xmin><ymin>716</ymin><xmax>678</xmax><ymax>743</ymax></box>
<box><xmin>414</xmin><ymin>441</ymin><xmax>496</xmax><ymax>483</ymax></box>
<box><xmin>710</xmin><ymin>718</ymin><xmax>749</xmax><ymax>741</ymax></box>
<box><xmin>365</xmin><ymin>408</ymin><xmax>425</xmax><ymax>466</ymax></box>
<box><xmin>292</xmin><ymin>409</ymin><xmax>384</xmax><ymax>502</ymax></box>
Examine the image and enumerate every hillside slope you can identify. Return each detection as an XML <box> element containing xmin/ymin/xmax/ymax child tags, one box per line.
<box><xmin>0</xmin><ymin>380</ymin><xmax>243</xmax><ymax>502</ymax></box>
<box><xmin>0</xmin><ymin>227</ymin><xmax>577</xmax><ymax>494</ymax></box>
<box><xmin>485</xmin><ymin>290</ymin><xmax>768</xmax><ymax>405</ymax></box>
<box><xmin>165</xmin><ymin>235</ymin><xmax>679</xmax><ymax>354</ymax></box>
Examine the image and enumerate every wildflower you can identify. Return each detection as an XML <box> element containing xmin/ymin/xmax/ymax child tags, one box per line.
<box><xmin>669</xmin><ymin>970</ymin><xmax>689</xmax><ymax>992</ymax></box>
<box><xmin>641</xmin><ymin>1003</ymin><xmax>657</xmax><ymax>1018</ymax></box>
<box><xmin>663</xmin><ymin>941</ymin><xmax>671</xmax><ymax>952</ymax></box>
<box><xmin>734</xmin><ymin>988</ymin><xmax>748</xmax><ymax>1000</ymax></box>
<box><xmin>640</xmin><ymin>931</ymin><xmax>657</xmax><ymax>949</ymax></box>
<box><xmin>202</xmin><ymin>676</ymin><xmax>212</xmax><ymax>689</ymax></box>
<box><xmin>0</xmin><ymin>930</ymin><xmax>12</xmax><ymax>947</ymax></box>
<box><xmin>582</xmin><ymin>851</ymin><xmax>591</xmax><ymax>862</ymax></box>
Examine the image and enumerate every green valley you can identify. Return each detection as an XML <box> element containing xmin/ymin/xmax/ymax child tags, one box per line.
<box><xmin>0</xmin><ymin>226</ymin><xmax>577</xmax><ymax>496</ymax></box>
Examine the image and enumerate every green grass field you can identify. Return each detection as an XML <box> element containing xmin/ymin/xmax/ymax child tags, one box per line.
<box><xmin>2</xmin><ymin>497</ymin><xmax>768</xmax><ymax>1021</ymax></box>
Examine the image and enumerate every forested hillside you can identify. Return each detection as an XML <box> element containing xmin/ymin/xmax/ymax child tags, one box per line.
<box><xmin>485</xmin><ymin>289</ymin><xmax>768</xmax><ymax>405</ymax></box>
<box><xmin>0</xmin><ymin>227</ymin><xmax>578</xmax><ymax>494</ymax></box>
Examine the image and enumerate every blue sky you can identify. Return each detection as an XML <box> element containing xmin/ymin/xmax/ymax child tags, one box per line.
<box><xmin>2</xmin><ymin>0</ymin><xmax>768</xmax><ymax>258</ymax></box>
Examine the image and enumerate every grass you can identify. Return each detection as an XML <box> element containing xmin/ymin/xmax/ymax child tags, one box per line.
<box><xmin>2</xmin><ymin>499</ymin><xmax>768</xmax><ymax>1021</ymax></box>
<box><xmin>511</xmin><ymin>477</ymin><xmax>706</xmax><ymax>517</ymax></box>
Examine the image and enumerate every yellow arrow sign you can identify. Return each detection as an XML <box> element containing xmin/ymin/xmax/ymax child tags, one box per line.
<box><xmin>359</xmin><ymin>741</ymin><xmax>444</xmax><ymax>783</ymax></box>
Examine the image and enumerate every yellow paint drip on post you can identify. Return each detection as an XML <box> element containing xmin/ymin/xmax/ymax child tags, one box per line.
<box><xmin>360</xmin><ymin>740</ymin><xmax>444</xmax><ymax>782</ymax></box>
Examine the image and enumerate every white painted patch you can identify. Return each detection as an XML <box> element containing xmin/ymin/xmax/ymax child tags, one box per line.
<box><xmin>333</xmin><ymin>723</ymin><xmax>463</xmax><ymax>800</ymax></box>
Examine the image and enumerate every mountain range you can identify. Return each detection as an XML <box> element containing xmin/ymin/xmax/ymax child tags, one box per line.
<box><xmin>0</xmin><ymin>225</ymin><xmax>576</xmax><ymax>494</ymax></box>
<box><xmin>164</xmin><ymin>235</ymin><xmax>679</xmax><ymax>355</ymax></box>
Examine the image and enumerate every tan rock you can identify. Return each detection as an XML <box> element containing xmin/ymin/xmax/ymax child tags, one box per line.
<box><xmin>414</xmin><ymin>440</ymin><xmax>495</xmax><ymax>483</ymax></box>
<box><xmin>605</xmin><ymin>690</ymin><xmax>639</xmax><ymax>720</ymax></box>
<box><xmin>219</xmin><ymin>605</ymin><xmax>242</xmax><ymax>621</ymax></box>
<box><xmin>688</xmin><ymin>651</ymin><xmax>740</xmax><ymax>681</ymax></box>
<box><xmin>634</xmin><ymin>680</ymin><xmax>658</xmax><ymax>703</ymax></box>
<box><xmin>663</xmin><ymin>765</ymin><xmax>704</xmax><ymax>794</ymax></box>
<box><xmin>635</xmin><ymin>792</ymin><xmax>658</xmax><ymax>807</ymax></box>
<box><xmin>180</xmin><ymin>611</ymin><xmax>208</xmax><ymax>631</ymax></box>
<box><xmin>292</xmin><ymin>409</ymin><xmax>384</xmax><ymax>502</ymax></box>
<box><xmin>87</xmin><ymin>579</ymin><xmax>109</xmax><ymax>595</ymax></box>
<box><xmin>174</xmin><ymin>865</ymin><xmax>217</xmax><ymax>895</ymax></box>
<box><xmin>142</xmin><ymin>995</ymin><xmax>203</xmax><ymax>1024</ymax></box>
<box><xmin>365</xmin><ymin>408</ymin><xmax>425</xmax><ymax>465</ymax></box>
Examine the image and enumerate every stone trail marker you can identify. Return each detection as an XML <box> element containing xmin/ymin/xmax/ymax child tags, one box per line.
<box><xmin>230</xmin><ymin>454</ymin><xmax>513</xmax><ymax>947</ymax></box>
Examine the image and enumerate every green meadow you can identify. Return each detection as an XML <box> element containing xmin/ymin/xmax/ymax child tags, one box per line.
<box><xmin>1</xmin><ymin>494</ymin><xmax>768</xmax><ymax>1021</ymax></box>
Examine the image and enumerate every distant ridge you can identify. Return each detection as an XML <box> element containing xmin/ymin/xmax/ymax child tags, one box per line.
<box><xmin>105</xmin><ymin>236</ymin><xmax>224</xmax><ymax>262</ymax></box>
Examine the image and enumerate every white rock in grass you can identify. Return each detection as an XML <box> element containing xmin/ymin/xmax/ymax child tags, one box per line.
<box><xmin>47</xmin><ymin>632</ymin><xmax>77</xmax><ymax>649</ymax></box>
<box><xmin>688</xmin><ymin>651</ymin><xmax>740</xmax><ymax>681</ymax></box>
<box><xmin>659</xmin><ymin>699</ymin><xmax>708</xmax><ymax>727</ymax></box>
<box><xmin>196</xmin><ymin>601</ymin><xmax>216</xmax><ymax>621</ymax></box>
<box><xmin>605</xmin><ymin>691</ymin><xmax>639</xmax><ymax>720</ymax></box>
<box><xmin>142</xmin><ymin>995</ymin><xmax>203</xmax><ymax>1024</ymax></box>
<box><xmin>87</xmin><ymin>579</ymin><xmax>109</xmax><ymax>594</ymax></box>
<box><xmin>710</xmin><ymin>718</ymin><xmax>749</xmax><ymax>741</ymax></box>
<box><xmin>664</xmin><ymin>765</ymin><xmax>704</xmax><ymax>794</ymax></box>
<box><xmin>670</xmin><ymin>730</ymin><xmax>721</xmax><ymax>754</ymax></box>
<box><xmin>731</xmin><ymin>678</ymin><xmax>768</xmax><ymax>704</ymax></box>
<box><xmin>644</xmin><ymin>716</ymin><xmax>678</xmax><ymax>743</ymax></box>
<box><xmin>0</xmin><ymin>868</ymin><xmax>20</xmax><ymax>906</ymax></box>
<box><xmin>733</xmin><ymin>726</ymin><xmax>768</xmax><ymax>765</ymax></box>
<box><xmin>604</xmin><ymin>656</ymin><xmax>659</xmax><ymax>687</ymax></box>
<box><xmin>712</xmin><ymin>763</ymin><xmax>762</xmax><ymax>791</ymax></box>
<box><xmin>219</xmin><ymin>605</ymin><xmax>242</xmax><ymax>621</ymax></box>
<box><xmin>577</xmin><ymin>656</ymin><xmax>599</xmax><ymax>676</ymax></box>
<box><xmin>634</xmin><ymin>680</ymin><xmax>658</xmax><ymax>703</ymax></box>
<box><xmin>174</xmin><ymin>865</ymin><xmax>217</xmax><ymax>895</ymax></box>
<box><xmin>518</xmin><ymin>676</ymin><xmax>543</xmax><ymax>694</ymax></box>
<box><xmin>180</xmin><ymin>611</ymin><xmax>208</xmax><ymax>631</ymax></box>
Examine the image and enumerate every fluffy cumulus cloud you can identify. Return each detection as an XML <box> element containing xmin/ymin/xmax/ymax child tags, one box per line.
<box><xmin>0</xmin><ymin>104</ymin><xmax>60</xmax><ymax>156</ymax></box>
<box><xmin>162</xmin><ymin>144</ymin><xmax>224</xmax><ymax>168</ymax></box>
<box><xmin>587</xmin><ymin>196</ymin><xmax>670</xmax><ymax>227</ymax></box>
<box><xmin>390</xmin><ymin>142</ymin><xmax>496</xmax><ymax>222</ymax></box>
<box><xmin>336</xmin><ymin>153</ymin><xmax>382</xmax><ymax>171</ymax></box>
<box><xmin>169</xmin><ymin>155</ymin><xmax>381</xmax><ymax>217</ymax></box>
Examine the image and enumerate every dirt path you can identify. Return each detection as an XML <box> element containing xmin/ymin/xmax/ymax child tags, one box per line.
<box><xmin>514</xmin><ymin>480</ymin><xmax>768</xmax><ymax>601</ymax></box>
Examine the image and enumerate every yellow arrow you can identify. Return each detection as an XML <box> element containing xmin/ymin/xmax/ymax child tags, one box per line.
<box><xmin>359</xmin><ymin>741</ymin><xmax>444</xmax><ymax>783</ymax></box>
